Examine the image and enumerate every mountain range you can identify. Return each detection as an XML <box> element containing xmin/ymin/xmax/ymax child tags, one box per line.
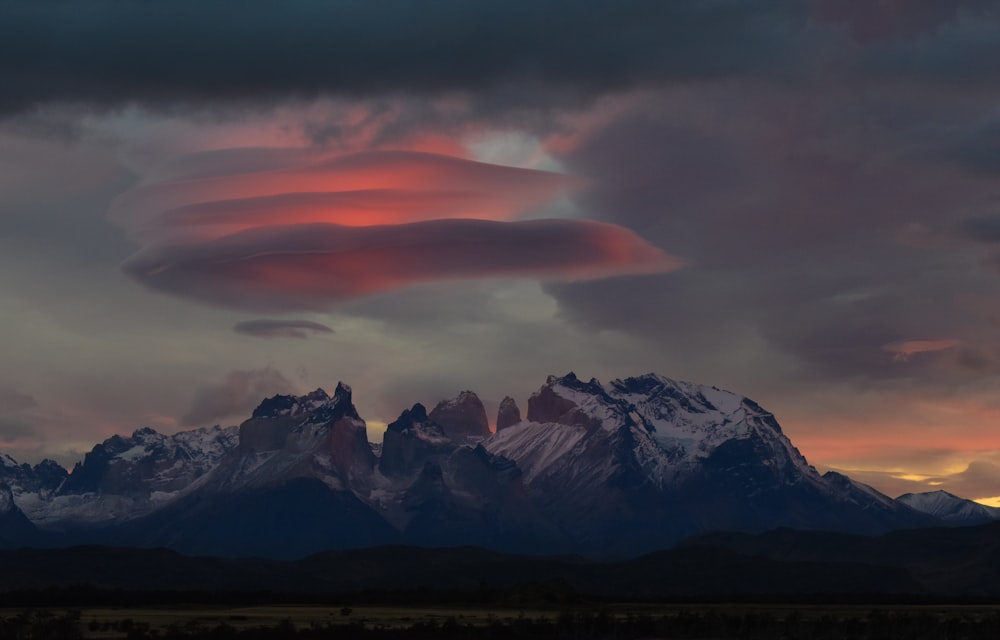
<box><xmin>1</xmin><ymin>372</ymin><xmax>994</xmax><ymax>559</ymax></box>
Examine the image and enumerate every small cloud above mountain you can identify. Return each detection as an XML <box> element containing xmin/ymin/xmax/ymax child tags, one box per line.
<box><xmin>233</xmin><ymin>319</ymin><xmax>334</xmax><ymax>339</ymax></box>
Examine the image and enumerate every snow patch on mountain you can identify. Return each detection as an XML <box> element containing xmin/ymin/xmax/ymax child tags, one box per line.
<box><xmin>486</xmin><ymin>421</ymin><xmax>588</xmax><ymax>483</ymax></box>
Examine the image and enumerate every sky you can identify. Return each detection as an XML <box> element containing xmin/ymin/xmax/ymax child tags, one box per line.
<box><xmin>3</xmin><ymin>0</ymin><xmax>1000</xmax><ymax>504</ymax></box>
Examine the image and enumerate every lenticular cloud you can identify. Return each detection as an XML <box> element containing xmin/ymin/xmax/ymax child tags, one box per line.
<box><xmin>113</xmin><ymin>146</ymin><xmax>682</xmax><ymax>311</ymax></box>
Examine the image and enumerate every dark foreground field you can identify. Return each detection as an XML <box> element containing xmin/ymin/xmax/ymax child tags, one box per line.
<box><xmin>5</xmin><ymin>601</ymin><xmax>1000</xmax><ymax>639</ymax></box>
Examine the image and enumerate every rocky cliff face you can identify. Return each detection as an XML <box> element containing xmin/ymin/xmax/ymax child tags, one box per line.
<box><xmin>427</xmin><ymin>391</ymin><xmax>491</xmax><ymax>440</ymax></box>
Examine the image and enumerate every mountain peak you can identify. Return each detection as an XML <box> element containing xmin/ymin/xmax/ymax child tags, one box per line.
<box><xmin>333</xmin><ymin>382</ymin><xmax>351</xmax><ymax>400</ymax></box>
<box><xmin>251</xmin><ymin>388</ymin><xmax>333</xmax><ymax>419</ymax></box>
<box><xmin>387</xmin><ymin>403</ymin><xmax>429</xmax><ymax>432</ymax></box>
<box><xmin>897</xmin><ymin>490</ymin><xmax>1000</xmax><ymax>525</ymax></box>
<box><xmin>428</xmin><ymin>391</ymin><xmax>490</xmax><ymax>440</ymax></box>
<box><xmin>496</xmin><ymin>396</ymin><xmax>521</xmax><ymax>431</ymax></box>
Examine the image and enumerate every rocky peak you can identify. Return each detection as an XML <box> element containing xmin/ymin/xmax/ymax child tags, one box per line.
<box><xmin>306</xmin><ymin>383</ymin><xmax>360</xmax><ymax>425</ymax></box>
<box><xmin>380</xmin><ymin>404</ymin><xmax>452</xmax><ymax>477</ymax></box>
<box><xmin>526</xmin><ymin>377</ymin><xmax>600</xmax><ymax>428</ymax></box>
<box><xmin>387</xmin><ymin>403</ymin><xmax>430</xmax><ymax>433</ymax></box>
<box><xmin>428</xmin><ymin>391</ymin><xmax>490</xmax><ymax>440</ymax></box>
<box><xmin>252</xmin><ymin>388</ymin><xmax>331</xmax><ymax>419</ymax></box>
<box><xmin>0</xmin><ymin>454</ymin><xmax>68</xmax><ymax>497</ymax></box>
<box><xmin>554</xmin><ymin>372</ymin><xmax>608</xmax><ymax>397</ymax></box>
<box><xmin>496</xmin><ymin>396</ymin><xmax>521</xmax><ymax>431</ymax></box>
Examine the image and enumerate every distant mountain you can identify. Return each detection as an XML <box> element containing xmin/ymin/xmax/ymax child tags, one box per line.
<box><xmin>897</xmin><ymin>490</ymin><xmax>1000</xmax><ymax>526</ymax></box>
<box><xmin>0</xmin><ymin>372</ymin><xmax>947</xmax><ymax>558</ymax></box>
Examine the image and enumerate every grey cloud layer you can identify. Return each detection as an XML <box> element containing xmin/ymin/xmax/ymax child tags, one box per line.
<box><xmin>0</xmin><ymin>0</ymin><xmax>805</xmax><ymax>115</ymax></box>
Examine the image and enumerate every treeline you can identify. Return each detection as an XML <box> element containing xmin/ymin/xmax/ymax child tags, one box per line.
<box><xmin>6</xmin><ymin>583</ymin><xmax>1000</xmax><ymax>609</ymax></box>
<box><xmin>6</xmin><ymin>609</ymin><xmax>1000</xmax><ymax>640</ymax></box>
<box><xmin>0</xmin><ymin>580</ymin><xmax>585</xmax><ymax>609</ymax></box>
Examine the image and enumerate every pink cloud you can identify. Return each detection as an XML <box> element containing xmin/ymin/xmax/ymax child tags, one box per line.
<box><xmin>113</xmin><ymin>143</ymin><xmax>682</xmax><ymax>311</ymax></box>
<box><xmin>111</xmin><ymin>149</ymin><xmax>577</xmax><ymax>240</ymax></box>
<box><xmin>125</xmin><ymin>219</ymin><xmax>682</xmax><ymax>312</ymax></box>
<box><xmin>881</xmin><ymin>338</ymin><xmax>960</xmax><ymax>362</ymax></box>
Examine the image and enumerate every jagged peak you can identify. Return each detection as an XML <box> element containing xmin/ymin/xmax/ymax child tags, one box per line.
<box><xmin>544</xmin><ymin>372</ymin><xmax>609</xmax><ymax>399</ymax></box>
<box><xmin>387</xmin><ymin>403</ymin><xmax>430</xmax><ymax>432</ymax></box>
<box><xmin>305</xmin><ymin>383</ymin><xmax>360</xmax><ymax>424</ymax></box>
<box><xmin>333</xmin><ymin>382</ymin><xmax>351</xmax><ymax>399</ymax></box>
<box><xmin>34</xmin><ymin>459</ymin><xmax>66</xmax><ymax>472</ymax></box>
<box><xmin>131</xmin><ymin>426</ymin><xmax>161</xmax><ymax>440</ymax></box>
<box><xmin>252</xmin><ymin>387</ymin><xmax>332</xmax><ymax>419</ymax></box>
<box><xmin>497</xmin><ymin>396</ymin><xmax>521</xmax><ymax>431</ymax></box>
<box><xmin>611</xmin><ymin>372</ymin><xmax>676</xmax><ymax>395</ymax></box>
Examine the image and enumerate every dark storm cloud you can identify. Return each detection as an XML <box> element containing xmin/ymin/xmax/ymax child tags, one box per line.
<box><xmin>861</xmin><ymin>11</ymin><xmax>1000</xmax><ymax>83</ymax></box>
<box><xmin>181</xmin><ymin>367</ymin><xmax>295</xmax><ymax>426</ymax></box>
<box><xmin>0</xmin><ymin>0</ymin><xmax>806</xmax><ymax>115</ymax></box>
<box><xmin>233</xmin><ymin>319</ymin><xmax>334</xmax><ymax>339</ymax></box>
<box><xmin>960</xmin><ymin>214</ymin><xmax>1000</xmax><ymax>243</ymax></box>
<box><xmin>812</xmin><ymin>0</ymin><xmax>994</xmax><ymax>43</ymax></box>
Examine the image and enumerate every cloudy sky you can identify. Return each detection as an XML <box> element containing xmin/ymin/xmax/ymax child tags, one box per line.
<box><xmin>4</xmin><ymin>0</ymin><xmax>1000</xmax><ymax>503</ymax></box>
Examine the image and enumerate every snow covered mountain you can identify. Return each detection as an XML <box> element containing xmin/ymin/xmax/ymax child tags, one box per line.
<box><xmin>897</xmin><ymin>490</ymin><xmax>1000</xmax><ymax>526</ymax></box>
<box><xmin>484</xmin><ymin>373</ymin><xmax>933</xmax><ymax>552</ymax></box>
<box><xmin>0</xmin><ymin>372</ymin><xmax>947</xmax><ymax>558</ymax></box>
<box><xmin>6</xmin><ymin>424</ymin><xmax>238</xmax><ymax>531</ymax></box>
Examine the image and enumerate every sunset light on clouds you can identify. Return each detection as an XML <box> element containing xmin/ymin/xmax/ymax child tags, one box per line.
<box><xmin>4</xmin><ymin>0</ymin><xmax>1000</xmax><ymax>507</ymax></box>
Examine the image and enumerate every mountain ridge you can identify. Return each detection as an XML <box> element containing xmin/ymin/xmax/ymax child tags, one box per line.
<box><xmin>0</xmin><ymin>372</ymin><xmax>958</xmax><ymax>558</ymax></box>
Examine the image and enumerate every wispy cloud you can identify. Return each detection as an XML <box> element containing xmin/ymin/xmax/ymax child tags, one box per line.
<box><xmin>882</xmin><ymin>339</ymin><xmax>960</xmax><ymax>362</ymax></box>
<box><xmin>233</xmin><ymin>319</ymin><xmax>334</xmax><ymax>339</ymax></box>
<box><xmin>181</xmin><ymin>367</ymin><xmax>295</xmax><ymax>426</ymax></box>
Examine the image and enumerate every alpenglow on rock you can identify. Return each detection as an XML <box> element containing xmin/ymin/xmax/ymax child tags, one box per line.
<box><xmin>0</xmin><ymin>372</ymin><xmax>941</xmax><ymax>558</ymax></box>
<box><xmin>496</xmin><ymin>396</ymin><xmax>521</xmax><ymax>431</ymax></box>
<box><xmin>427</xmin><ymin>390</ymin><xmax>490</xmax><ymax>440</ymax></box>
